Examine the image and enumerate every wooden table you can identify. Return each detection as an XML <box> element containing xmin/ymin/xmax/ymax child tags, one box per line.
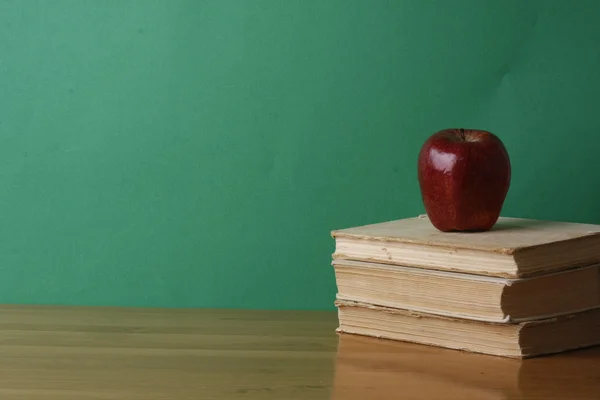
<box><xmin>0</xmin><ymin>305</ymin><xmax>598</xmax><ymax>399</ymax></box>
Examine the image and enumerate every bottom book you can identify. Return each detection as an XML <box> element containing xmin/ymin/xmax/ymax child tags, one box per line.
<box><xmin>335</xmin><ymin>299</ymin><xmax>600</xmax><ymax>358</ymax></box>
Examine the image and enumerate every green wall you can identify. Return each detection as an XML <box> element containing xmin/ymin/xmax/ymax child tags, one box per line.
<box><xmin>1</xmin><ymin>0</ymin><xmax>599</xmax><ymax>310</ymax></box>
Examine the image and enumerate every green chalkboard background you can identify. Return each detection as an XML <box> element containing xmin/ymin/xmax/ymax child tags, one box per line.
<box><xmin>1</xmin><ymin>0</ymin><xmax>599</xmax><ymax>310</ymax></box>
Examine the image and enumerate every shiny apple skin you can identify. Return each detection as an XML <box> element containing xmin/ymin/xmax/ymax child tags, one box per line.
<box><xmin>417</xmin><ymin>129</ymin><xmax>511</xmax><ymax>232</ymax></box>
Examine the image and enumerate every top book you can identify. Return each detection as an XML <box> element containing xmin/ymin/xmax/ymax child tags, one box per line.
<box><xmin>331</xmin><ymin>215</ymin><xmax>600</xmax><ymax>278</ymax></box>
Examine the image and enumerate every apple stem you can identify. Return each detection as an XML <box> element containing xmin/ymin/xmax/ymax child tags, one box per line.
<box><xmin>459</xmin><ymin>128</ymin><xmax>466</xmax><ymax>141</ymax></box>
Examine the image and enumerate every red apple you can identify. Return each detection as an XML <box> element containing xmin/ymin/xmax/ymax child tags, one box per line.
<box><xmin>417</xmin><ymin>128</ymin><xmax>511</xmax><ymax>232</ymax></box>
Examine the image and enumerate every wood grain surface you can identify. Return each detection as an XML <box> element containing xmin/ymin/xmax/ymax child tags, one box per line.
<box><xmin>0</xmin><ymin>305</ymin><xmax>597</xmax><ymax>399</ymax></box>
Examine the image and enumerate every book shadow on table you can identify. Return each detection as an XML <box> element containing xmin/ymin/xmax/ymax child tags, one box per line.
<box><xmin>331</xmin><ymin>334</ymin><xmax>600</xmax><ymax>400</ymax></box>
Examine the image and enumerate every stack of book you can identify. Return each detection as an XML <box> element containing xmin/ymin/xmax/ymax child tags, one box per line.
<box><xmin>330</xmin><ymin>214</ymin><xmax>600</xmax><ymax>358</ymax></box>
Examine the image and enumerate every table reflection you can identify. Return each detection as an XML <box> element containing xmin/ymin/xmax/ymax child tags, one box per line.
<box><xmin>332</xmin><ymin>334</ymin><xmax>600</xmax><ymax>400</ymax></box>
